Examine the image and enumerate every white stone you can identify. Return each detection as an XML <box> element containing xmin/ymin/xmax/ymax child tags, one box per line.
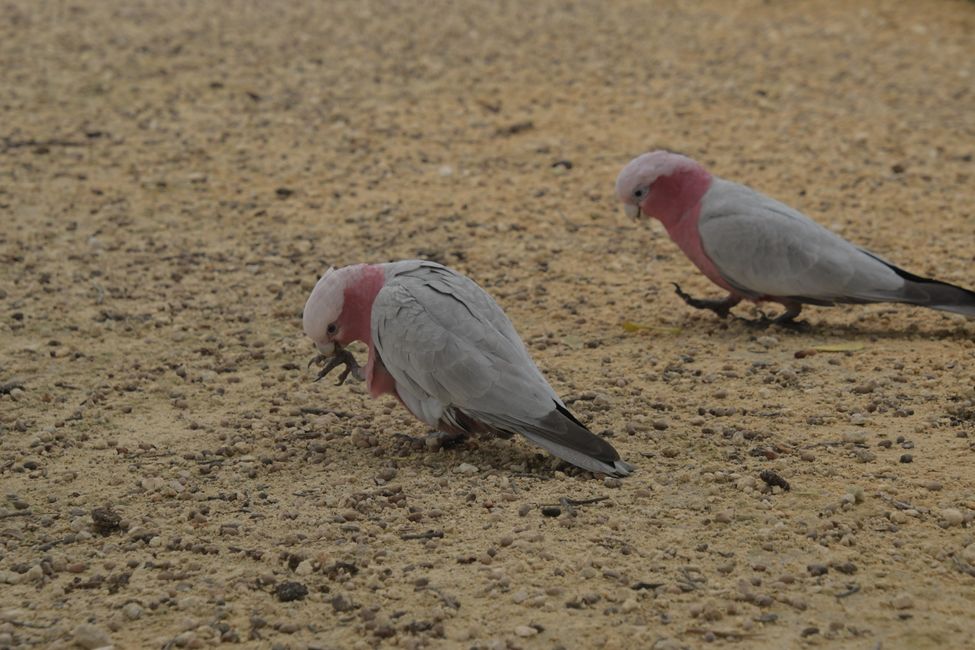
<box><xmin>941</xmin><ymin>508</ymin><xmax>964</xmax><ymax>527</ymax></box>
<box><xmin>73</xmin><ymin>623</ymin><xmax>112</xmax><ymax>649</ymax></box>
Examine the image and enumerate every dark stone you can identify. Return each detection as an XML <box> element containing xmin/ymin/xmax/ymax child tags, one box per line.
<box><xmin>275</xmin><ymin>581</ymin><xmax>308</xmax><ymax>602</ymax></box>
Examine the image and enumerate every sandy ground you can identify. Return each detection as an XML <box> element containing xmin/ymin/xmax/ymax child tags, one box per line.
<box><xmin>2</xmin><ymin>1</ymin><xmax>975</xmax><ymax>648</ymax></box>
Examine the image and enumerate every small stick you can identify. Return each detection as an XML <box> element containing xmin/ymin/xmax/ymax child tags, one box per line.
<box><xmin>9</xmin><ymin>619</ymin><xmax>58</xmax><ymax>629</ymax></box>
<box><xmin>685</xmin><ymin>628</ymin><xmax>756</xmax><ymax>640</ymax></box>
<box><xmin>400</xmin><ymin>530</ymin><xmax>444</xmax><ymax>541</ymax></box>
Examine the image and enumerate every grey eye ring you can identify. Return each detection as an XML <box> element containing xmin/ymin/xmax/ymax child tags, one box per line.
<box><xmin>326</xmin><ymin>323</ymin><xmax>337</xmax><ymax>335</ymax></box>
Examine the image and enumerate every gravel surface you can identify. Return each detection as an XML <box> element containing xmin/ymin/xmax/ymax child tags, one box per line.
<box><xmin>2</xmin><ymin>1</ymin><xmax>974</xmax><ymax>648</ymax></box>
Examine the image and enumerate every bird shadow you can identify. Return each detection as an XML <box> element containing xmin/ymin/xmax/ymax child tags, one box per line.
<box><xmin>679</xmin><ymin>310</ymin><xmax>974</xmax><ymax>343</ymax></box>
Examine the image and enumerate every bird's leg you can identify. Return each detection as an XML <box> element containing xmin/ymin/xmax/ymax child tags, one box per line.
<box><xmin>672</xmin><ymin>283</ymin><xmax>741</xmax><ymax>318</ymax></box>
<box><xmin>769</xmin><ymin>302</ymin><xmax>810</xmax><ymax>331</ymax></box>
<box><xmin>307</xmin><ymin>347</ymin><xmax>364</xmax><ymax>385</ymax></box>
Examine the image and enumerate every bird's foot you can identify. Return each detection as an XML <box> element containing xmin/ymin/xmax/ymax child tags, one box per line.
<box><xmin>741</xmin><ymin>308</ymin><xmax>810</xmax><ymax>332</ymax></box>
<box><xmin>424</xmin><ymin>430</ymin><xmax>469</xmax><ymax>450</ymax></box>
<box><xmin>672</xmin><ymin>283</ymin><xmax>738</xmax><ymax>319</ymax></box>
<box><xmin>391</xmin><ymin>430</ymin><xmax>469</xmax><ymax>454</ymax></box>
<box><xmin>772</xmin><ymin>316</ymin><xmax>811</xmax><ymax>332</ymax></box>
<box><xmin>307</xmin><ymin>347</ymin><xmax>364</xmax><ymax>385</ymax></box>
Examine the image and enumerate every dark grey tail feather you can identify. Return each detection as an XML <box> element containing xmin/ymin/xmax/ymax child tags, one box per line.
<box><xmin>859</xmin><ymin>251</ymin><xmax>975</xmax><ymax>317</ymax></box>
<box><xmin>898</xmin><ymin>278</ymin><xmax>975</xmax><ymax>316</ymax></box>
<box><xmin>465</xmin><ymin>404</ymin><xmax>633</xmax><ymax>477</ymax></box>
<box><xmin>883</xmin><ymin>271</ymin><xmax>975</xmax><ymax>316</ymax></box>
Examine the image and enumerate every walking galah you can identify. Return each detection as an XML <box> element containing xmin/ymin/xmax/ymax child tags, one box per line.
<box><xmin>615</xmin><ymin>151</ymin><xmax>975</xmax><ymax>324</ymax></box>
<box><xmin>302</xmin><ymin>260</ymin><xmax>633</xmax><ymax>477</ymax></box>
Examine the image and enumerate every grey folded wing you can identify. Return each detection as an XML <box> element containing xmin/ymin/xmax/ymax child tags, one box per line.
<box><xmin>371</xmin><ymin>262</ymin><xmax>559</xmax><ymax>427</ymax></box>
<box><xmin>698</xmin><ymin>179</ymin><xmax>905</xmax><ymax>303</ymax></box>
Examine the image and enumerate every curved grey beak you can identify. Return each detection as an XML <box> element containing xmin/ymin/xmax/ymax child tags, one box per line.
<box><xmin>623</xmin><ymin>204</ymin><xmax>641</xmax><ymax>219</ymax></box>
<box><xmin>316</xmin><ymin>341</ymin><xmax>336</xmax><ymax>356</ymax></box>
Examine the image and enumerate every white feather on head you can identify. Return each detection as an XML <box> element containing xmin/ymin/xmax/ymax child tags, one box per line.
<box><xmin>615</xmin><ymin>150</ymin><xmax>698</xmax><ymax>205</ymax></box>
<box><xmin>303</xmin><ymin>266</ymin><xmax>345</xmax><ymax>344</ymax></box>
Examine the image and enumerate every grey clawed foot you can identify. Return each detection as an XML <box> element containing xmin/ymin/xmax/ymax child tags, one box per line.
<box><xmin>740</xmin><ymin>307</ymin><xmax>809</xmax><ymax>331</ymax></box>
<box><xmin>307</xmin><ymin>348</ymin><xmax>364</xmax><ymax>385</ymax></box>
<box><xmin>672</xmin><ymin>283</ymin><xmax>735</xmax><ymax>319</ymax></box>
<box><xmin>426</xmin><ymin>430</ymin><xmax>468</xmax><ymax>450</ymax></box>
<box><xmin>741</xmin><ymin>309</ymin><xmax>773</xmax><ymax>329</ymax></box>
<box><xmin>772</xmin><ymin>315</ymin><xmax>810</xmax><ymax>332</ymax></box>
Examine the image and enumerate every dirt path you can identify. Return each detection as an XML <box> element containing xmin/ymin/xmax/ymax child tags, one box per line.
<box><xmin>2</xmin><ymin>1</ymin><xmax>974</xmax><ymax>648</ymax></box>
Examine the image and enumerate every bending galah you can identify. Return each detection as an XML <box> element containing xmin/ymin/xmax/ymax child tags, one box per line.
<box><xmin>615</xmin><ymin>151</ymin><xmax>975</xmax><ymax>324</ymax></box>
<box><xmin>302</xmin><ymin>260</ymin><xmax>633</xmax><ymax>477</ymax></box>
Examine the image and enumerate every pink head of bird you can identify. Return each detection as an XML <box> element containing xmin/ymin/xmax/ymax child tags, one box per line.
<box><xmin>303</xmin><ymin>265</ymin><xmax>350</xmax><ymax>356</ymax></box>
<box><xmin>614</xmin><ymin>150</ymin><xmax>701</xmax><ymax>220</ymax></box>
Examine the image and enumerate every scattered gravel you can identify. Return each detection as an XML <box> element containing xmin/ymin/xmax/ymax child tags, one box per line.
<box><xmin>1</xmin><ymin>2</ymin><xmax>973</xmax><ymax>649</ymax></box>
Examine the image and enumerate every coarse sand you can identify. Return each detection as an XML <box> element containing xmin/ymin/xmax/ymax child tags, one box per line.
<box><xmin>1</xmin><ymin>1</ymin><xmax>974</xmax><ymax>648</ymax></box>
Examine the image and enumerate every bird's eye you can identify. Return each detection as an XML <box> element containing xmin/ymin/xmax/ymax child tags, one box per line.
<box><xmin>634</xmin><ymin>188</ymin><xmax>645</xmax><ymax>199</ymax></box>
<box><xmin>326</xmin><ymin>323</ymin><xmax>337</xmax><ymax>335</ymax></box>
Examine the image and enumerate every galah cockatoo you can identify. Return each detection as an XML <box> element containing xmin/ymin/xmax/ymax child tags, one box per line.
<box><xmin>302</xmin><ymin>260</ymin><xmax>633</xmax><ymax>477</ymax></box>
<box><xmin>615</xmin><ymin>150</ymin><xmax>975</xmax><ymax>324</ymax></box>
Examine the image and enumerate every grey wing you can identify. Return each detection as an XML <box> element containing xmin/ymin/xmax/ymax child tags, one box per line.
<box><xmin>371</xmin><ymin>263</ymin><xmax>558</xmax><ymax>427</ymax></box>
<box><xmin>698</xmin><ymin>180</ymin><xmax>905</xmax><ymax>303</ymax></box>
<box><xmin>371</xmin><ymin>262</ymin><xmax>632</xmax><ymax>476</ymax></box>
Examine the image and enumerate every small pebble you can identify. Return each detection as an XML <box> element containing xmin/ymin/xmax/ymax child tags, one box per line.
<box><xmin>855</xmin><ymin>449</ymin><xmax>876</xmax><ymax>463</ymax></box>
<box><xmin>899</xmin><ymin>454</ymin><xmax>913</xmax><ymax>463</ymax></box>
<box><xmin>940</xmin><ymin>508</ymin><xmax>964</xmax><ymax>527</ymax></box>
<box><xmin>455</xmin><ymin>463</ymin><xmax>479</xmax><ymax>474</ymax></box>
<box><xmin>892</xmin><ymin>594</ymin><xmax>914</xmax><ymax>610</ymax></box>
<box><xmin>25</xmin><ymin>565</ymin><xmax>43</xmax><ymax>582</ymax></box>
<box><xmin>330</xmin><ymin>594</ymin><xmax>355</xmax><ymax>612</ymax></box>
<box><xmin>275</xmin><ymin>581</ymin><xmax>308</xmax><ymax>602</ymax></box>
<box><xmin>889</xmin><ymin>511</ymin><xmax>908</xmax><ymax>524</ymax></box>
<box><xmin>123</xmin><ymin>603</ymin><xmax>143</xmax><ymax>620</ymax></box>
<box><xmin>73</xmin><ymin>623</ymin><xmax>112</xmax><ymax>649</ymax></box>
<box><xmin>807</xmin><ymin>564</ymin><xmax>828</xmax><ymax>577</ymax></box>
<box><xmin>541</xmin><ymin>506</ymin><xmax>562</xmax><ymax>518</ymax></box>
<box><xmin>514</xmin><ymin>625</ymin><xmax>538</xmax><ymax>638</ymax></box>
